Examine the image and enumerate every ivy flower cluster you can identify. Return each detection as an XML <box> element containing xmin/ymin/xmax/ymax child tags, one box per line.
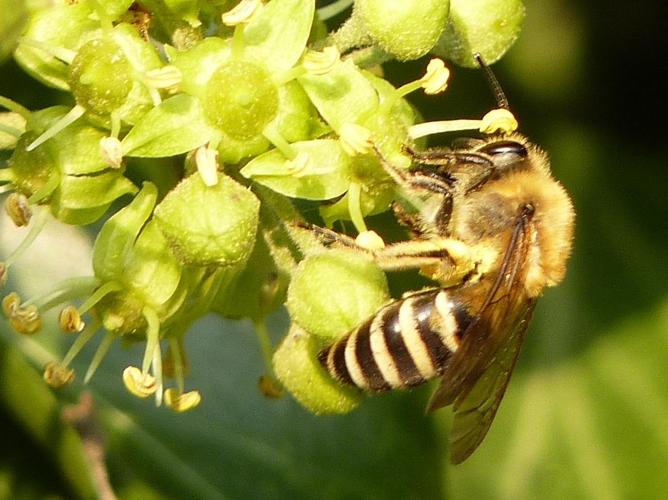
<box><xmin>0</xmin><ymin>0</ymin><xmax>524</xmax><ymax>413</ymax></box>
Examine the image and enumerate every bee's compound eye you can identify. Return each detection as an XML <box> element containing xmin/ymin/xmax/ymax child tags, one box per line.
<box><xmin>479</xmin><ymin>140</ymin><xmax>528</xmax><ymax>158</ymax></box>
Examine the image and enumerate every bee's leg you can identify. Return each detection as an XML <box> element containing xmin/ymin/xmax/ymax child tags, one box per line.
<box><xmin>405</xmin><ymin>145</ymin><xmax>493</xmax><ymax>168</ymax></box>
<box><xmin>404</xmin><ymin>146</ymin><xmax>498</xmax><ymax>194</ymax></box>
<box><xmin>298</xmin><ymin>222</ymin><xmax>360</xmax><ymax>249</ymax></box>
<box><xmin>302</xmin><ymin>221</ymin><xmax>478</xmax><ymax>284</ymax></box>
<box><xmin>374</xmin><ymin>146</ymin><xmax>454</xmax><ymax>234</ymax></box>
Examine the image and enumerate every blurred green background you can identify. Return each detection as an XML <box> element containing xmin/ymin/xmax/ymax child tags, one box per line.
<box><xmin>1</xmin><ymin>0</ymin><xmax>667</xmax><ymax>498</ymax></box>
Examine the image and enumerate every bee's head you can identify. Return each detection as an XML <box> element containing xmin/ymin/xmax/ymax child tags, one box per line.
<box><xmin>472</xmin><ymin>135</ymin><xmax>535</xmax><ymax>176</ymax></box>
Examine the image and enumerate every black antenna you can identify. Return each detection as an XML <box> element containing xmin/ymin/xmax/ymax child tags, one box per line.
<box><xmin>474</xmin><ymin>53</ymin><xmax>510</xmax><ymax>110</ymax></box>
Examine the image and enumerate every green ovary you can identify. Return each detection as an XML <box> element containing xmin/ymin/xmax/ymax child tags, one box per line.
<box><xmin>202</xmin><ymin>60</ymin><xmax>279</xmax><ymax>141</ymax></box>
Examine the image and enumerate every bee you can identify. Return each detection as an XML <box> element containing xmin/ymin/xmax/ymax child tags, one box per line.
<box><xmin>312</xmin><ymin>64</ymin><xmax>575</xmax><ymax>463</ymax></box>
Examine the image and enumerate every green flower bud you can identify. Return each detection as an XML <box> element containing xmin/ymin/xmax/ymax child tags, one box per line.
<box><xmin>286</xmin><ymin>249</ymin><xmax>390</xmax><ymax>340</ymax></box>
<box><xmin>154</xmin><ymin>172</ymin><xmax>260</xmax><ymax>266</ymax></box>
<box><xmin>6</xmin><ymin>107</ymin><xmax>138</xmax><ymax>224</ymax></box>
<box><xmin>355</xmin><ymin>0</ymin><xmax>451</xmax><ymax>60</ymax></box>
<box><xmin>433</xmin><ymin>0</ymin><xmax>526</xmax><ymax>68</ymax></box>
<box><xmin>273</xmin><ymin>325</ymin><xmax>362</xmax><ymax>415</ymax></box>
<box><xmin>202</xmin><ymin>60</ymin><xmax>279</xmax><ymax>141</ymax></box>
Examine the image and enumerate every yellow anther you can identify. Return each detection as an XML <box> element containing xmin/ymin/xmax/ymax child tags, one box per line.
<box><xmin>100</xmin><ymin>136</ymin><xmax>123</xmax><ymax>169</ymax></box>
<box><xmin>258</xmin><ymin>375</ymin><xmax>284</xmax><ymax>399</ymax></box>
<box><xmin>144</xmin><ymin>65</ymin><xmax>182</xmax><ymax>89</ymax></box>
<box><xmin>5</xmin><ymin>193</ymin><xmax>32</xmax><ymax>226</ymax></box>
<box><xmin>421</xmin><ymin>58</ymin><xmax>450</xmax><ymax>95</ymax></box>
<box><xmin>285</xmin><ymin>151</ymin><xmax>310</xmax><ymax>176</ymax></box>
<box><xmin>479</xmin><ymin>108</ymin><xmax>518</xmax><ymax>134</ymax></box>
<box><xmin>222</xmin><ymin>0</ymin><xmax>262</xmax><ymax>26</ymax></box>
<box><xmin>195</xmin><ymin>144</ymin><xmax>219</xmax><ymax>186</ymax></box>
<box><xmin>2</xmin><ymin>292</ymin><xmax>20</xmax><ymax>317</ymax></box>
<box><xmin>339</xmin><ymin>123</ymin><xmax>372</xmax><ymax>156</ymax></box>
<box><xmin>303</xmin><ymin>46</ymin><xmax>340</xmax><ymax>75</ymax></box>
<box><xmin>355</xmin><ymin>230</ymin><xmax>386</xmax><ymax>251</ymax></box>
<box><xmin>9</xmin><ymin>303</ymin><xmax>41</xmax><ymax>335</ymax></box>
<box><xmin>59</xmin><ymin>305</ymin><xmax>85</xmax><ymax>333</ymax></box>
<box><xmin>122</xmin><ymin>366</ymin><xmax>157</xmax><ymax>398</ymax></box>
<box><xmin>164</xmin><ymin>388</ymin><xmax>202</xmax><ymax>412</ymax></box>
<box><xmin>44</xmin><ymin>362</ymin><xmax>75</xmax><ymax>388</ymax></box>
<box><xmin>0</xmin><ymin>263</ymin><xmax>7</xmax><ymax>288</ymax></box>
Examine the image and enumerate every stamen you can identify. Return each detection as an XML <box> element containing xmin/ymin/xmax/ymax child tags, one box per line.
<box><xmin>1</xmin><ymin>208</ymin><xmax>47</xmax><ymax>271</ymax></box>
<box><xmin>61</xmin><ymin>320</ymin><xmax>100</xmax><ymax>367</ymax></box>
<box><xmin>222</xmin><ymin>0</ymin><xmax>263</xmax><ymax>26</ymax></box>
<box><xmin>143</xmin><ymin>65</ymin><xmax>182</xmax><ymax>89</ymax></box>
<box><xmin>123</xmin><ymin>366</ymin><xmax>157</xmax><ymax>398</ymax></box>
<box><xmin>0</xmin><ymin>96</ymin><xmax>31</xmax><ymax>119</ymax></box>
<box><xmin>26</xmin><ymin>105</ymin><xmax>86</xmax><ymax>152</ymax></box>
<box><xmin>17</xmin><ymin>38</ymin><xmax>76</xmax><ymax>64</ymax></box>
<box><xmin>5</xmin><ymin>193</ymin><xmax>32</xmax><ymax>226</ymax></box>
<box><xmin>355</xmin><ymin>230</ymin><xmax>385</xmax><ymax>250</ymax></box>
<box><xmin>100</xmin><ymin>136</ymin><xmax>123</xmax><ymax>169</ymax></box>
<box><xmin>303</xmin><ymin>46</ymin><xmax>340</xmax><ymax>75</ymax></box>
<box><xmin>263</xmin><ymin>124</ymin><xmax>297</xmax><ymax>160</ymax></box>
<box><xmin>408</xmin><ymin>119</ymin><xmax>483</xmax><ymax>140</ymax></box>
<box><xmin>59</xmin><ymin>305</ymin><xmax>85</xmax><ymax>333</ymax></box>
<box><xmin>339</xmin><ymin>123</ymin><xmax>372</xmax><ymax>156</ymax></box>
<box><xmin>479</xmin><ymin>108</ymin><xmax>518</xmax><ymax>134</ymax></box>
<box><xmin>84</xmin><ymin>331</ymin><xmax>115</xmax><ymax>383</ymax></box>
<box><xmin>164</xmin><ymin>388</ymin><xmax>201</xmax><ymax>412</ymax></box>
<box><xmin>44</xmin><ymin>362</ymin><xmax>75</xmax><ymax>388</ymax></box>
<box><xmin>195</xmin><ymin>144</ymin><xmax>219</xmax><ymax>186</ymax></box>
<box><xmin>142</xmin><ymin>306</ymin><xmax>163</xmax><ymax>406</ymax></box>
<box><xmin>420</xmin><ymin>59</ymin><xmax>450</xmax><ymax>95</ymax></box>
<box><xmin>347</xmin><ymin>181</ymin><xmax>368</xmax><ymax>233</ymax></box>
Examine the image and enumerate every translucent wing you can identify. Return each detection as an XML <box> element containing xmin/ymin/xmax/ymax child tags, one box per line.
<box><xmin>448</xmin><ymin>299</ymin><xmax>536</xmax><ymax>464</ymax></box>
<box><xmin>427</xmin><ymin>206</ymin><xmax>536</xmax><ymax>463</ymax></box>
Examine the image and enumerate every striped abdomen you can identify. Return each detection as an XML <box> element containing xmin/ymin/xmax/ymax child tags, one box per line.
<box><xmin>318</xmin><ymin>289</ymin><xmax>474</xmax><ymax>391</ymax></box>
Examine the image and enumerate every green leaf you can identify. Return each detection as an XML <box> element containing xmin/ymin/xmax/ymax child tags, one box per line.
<box><xmin>124</xmin><ymin>220</ymin><xmax>182</xmax><ymax>308</ymax></box>
<box><xmin>93</xmin><ymin>182</ymin><xmax>158</xmax><ymax>281</ymax></box>
<box><xmin>13</xmin><ymin>2</ymin><xmax>100</xmax><ymax>90</ymax></box>
<box><xmin>121</xmin><ymin>94</ymin><xmax>218</xmax><ymax>157</ymax></box>
<box><xmin>53</xmin><ymin>122</ymin><xmax>109</xmax><ymax>175</ymax></box>
<box><xmin>0</xmin><ymin>112</ymin><xmax>26</xmax><ymax>150</ymax></box>
<box><xmin>0</xmin><ymin>340</ymin><xmax>97</xmax><ymax>499</ymax></box>
<box><xmin>243</xmin><ymin>0</ymin><xmax>315</xmax><ymax>74</ymax></box>
<box><xmin>299</xmin><ymin>58</ymin><xmax>379</xmax><ymax>131</ymax></box>
<box><xmin>240</xmin><ymin>139</ymin><xmax>351</xmax><ymax>200</ymax></box>
<box><xmin>0</xmin><ymin>0</ymin><xmax>27</xmax><ymax>62</ymax></box>
<box><xmin>54</xmin><ymin>172</ymin><xmax>138</xmax><ymax>210</ymax></box>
